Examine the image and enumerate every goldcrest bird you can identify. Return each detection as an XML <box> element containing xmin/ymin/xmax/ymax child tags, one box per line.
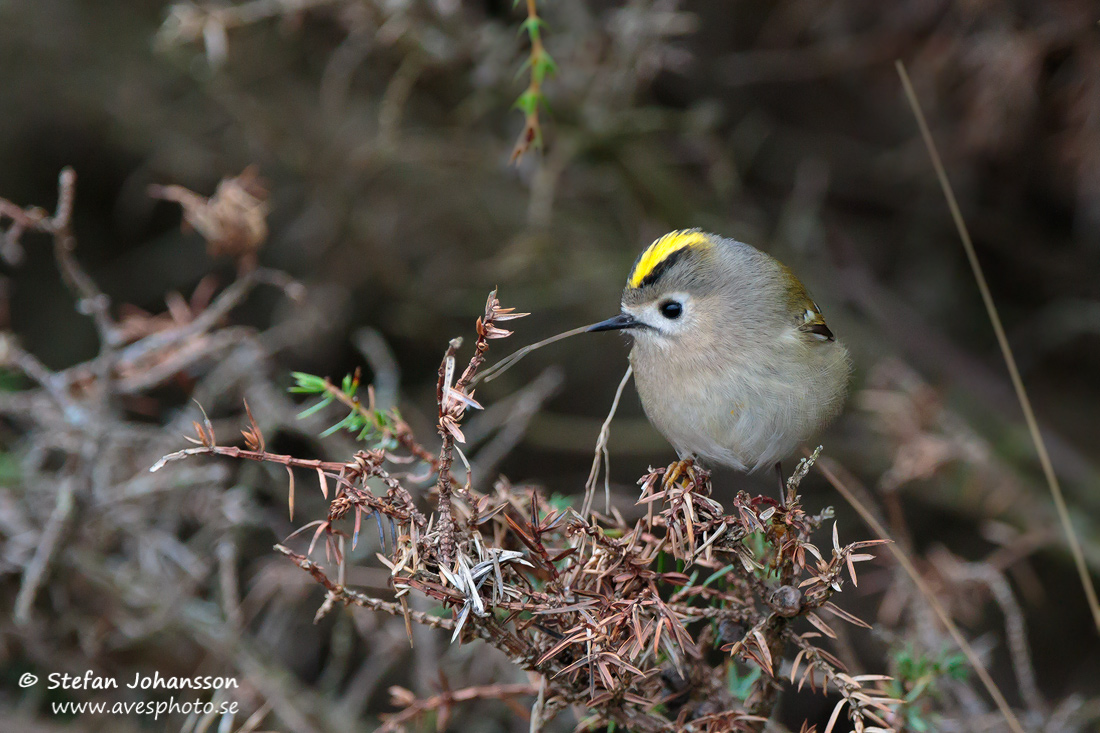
<box><xmin>586</xmin><ymin>230</ymin><xmax>850</xmax><ymax>482</ymax></box>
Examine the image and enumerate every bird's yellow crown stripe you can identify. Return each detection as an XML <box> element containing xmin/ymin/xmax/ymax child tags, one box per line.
<box><xmin>628</xmin><ymin>230</ymin><xmax>712</xmax><ymax>288</ymax></box>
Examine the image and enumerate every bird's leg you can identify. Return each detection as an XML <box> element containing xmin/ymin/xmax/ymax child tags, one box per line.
<box><xmin>774</xmin><ymin>461</ymin><xmax>785</xmax><ymax>506</ymax></box>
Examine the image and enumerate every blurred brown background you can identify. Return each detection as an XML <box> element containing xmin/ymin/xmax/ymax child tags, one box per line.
<box><xmin>2</xmin><ymin>0</ymin><xmax>1100</xmax><ymax>731</ymax></box>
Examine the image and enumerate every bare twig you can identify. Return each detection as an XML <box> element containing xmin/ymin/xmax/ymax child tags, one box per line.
<box><xmin>434</xmin><ymin>336</ymin><xmax>464</xmax><ymax>566</ymax></box>
<box><xmin>381</xmin><ymin>682</ymin><xmax>539</xmax><ymax>733</ymax></box>
<box><xmin>50</xmin><ymin>171</ymin><xmax>116</xmax><ymax>346</ymax></box>
<box><xmin>816</xmin><ymin>456</ymin><xmax>1026</xmax><ymax>733</ymax></box>
<box><xmin>897</xmin><ymin>59</ymin><xmax>1100</xmax><ymax>636</ymax></box>
<box><xmin>13</xmin><ymin>476</ymin><xmax>76</xmax><ymax>624</ymax></box>
<box><xmin>0</xmin><ymin>334</ymin><xmax>82</xmax><ymax>418</ymax></box>
<box><xmin>945</xmin><ymin>557</ymin><xmax>1045</xmax><ymax>716</ymax></box>
<box><xmin>275</xmin><ymin>545</ymin><xmax>455</xmax><ymax>631</ymax></box>
<box><xmin>151</xmin><ymin>443</ymin><xmax>347</xmax><ymax>474</ymax></box>
<box><xmin>529</xmin><ymin>674</ymin><xmax>549</xmax><ymax>733</ymax></box>
<box><xmin>117</xmin><ymin>266</ymin><xmax>296</xmax><ymax>367</ymax></box>
<box><xmin>582</xmin><ymin>364</ymin><xmax>633</xmax><ymax>516</ymax></box>
<box><xmin>0</xmin><ymin>169</ymin><xmax>117</xmax><ymax>347</ymax></box>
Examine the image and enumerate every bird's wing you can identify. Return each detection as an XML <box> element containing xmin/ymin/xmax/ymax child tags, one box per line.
<box><xmin>797</xmin><ymin>301</ymin><xmax>835</xmax><ymax>341</ymax></box>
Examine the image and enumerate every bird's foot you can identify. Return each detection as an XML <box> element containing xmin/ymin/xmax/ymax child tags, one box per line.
<box><xmin>663</xmin><ymin>459</ymin><xmax>690</xmax><ymax>489</ymax></box>
<box><xmin>662</xmin><ymin>458</ymin><xmax>710</xmax><ymax>494</ymax></box>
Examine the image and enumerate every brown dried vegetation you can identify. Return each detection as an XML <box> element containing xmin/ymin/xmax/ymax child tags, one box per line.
<box><xmin>0</xmin><ymin>160</ymin><xmax>1091</xmax><ymax>733</ymax></box>
<box><xmin>149</xmin><ymin>281</ymin><xmax>896</xmax><ymax>731</ymax></box>
<box><xmin>4</xmin><ymin>1</ymin><xmax>1100</xmax><ymax>731</ymax></box>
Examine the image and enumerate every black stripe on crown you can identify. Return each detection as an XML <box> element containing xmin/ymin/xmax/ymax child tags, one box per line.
<box><xmin>632</xmin><ymin>247</ymin><xmax>688</xmax><ymax>289</ymax></box>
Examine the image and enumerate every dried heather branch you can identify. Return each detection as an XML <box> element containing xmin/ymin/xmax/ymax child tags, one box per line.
<box><xmin>788</xmin><ymin>631</ymin><xmax>900</xmax><ymax>732</ymax></box>
<box><xmin>432</xmin><ymin>291</ymin><xmax>526</xmax><ymax>565</ymax></box>
<box><xmin>148</xmin><ymin>287</ymin><xmax>898</xmax><ymax>732</ymax></box>
<box><xmin>275</xmin><ymin>545</ymin><xmax>454</xmax><ymax>631</ymax></box>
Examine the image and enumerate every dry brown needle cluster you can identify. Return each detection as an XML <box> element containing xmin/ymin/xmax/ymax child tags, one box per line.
<box><xmin>153</xmin><ymin>290</ymin><xmax>896</xmax><ymax>732</ymax></box>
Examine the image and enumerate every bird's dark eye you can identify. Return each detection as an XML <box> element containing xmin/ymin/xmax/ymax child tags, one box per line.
<box><xmin>659</xmin><ymin>301</ymin><xmax>683</xmax><ymax>320</ymax></box>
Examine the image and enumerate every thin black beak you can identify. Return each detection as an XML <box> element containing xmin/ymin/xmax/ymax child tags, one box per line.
<box><xmin>586</xmin><ymin>313</ymin><xmax>641</xmax><ymax>332</ymax></box>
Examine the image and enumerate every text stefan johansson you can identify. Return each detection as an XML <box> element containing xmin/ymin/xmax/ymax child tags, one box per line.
<box><xmin>47</xmin><ymin>671</ymin><xmax>238</xmax><ymax>691</ymax></box>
